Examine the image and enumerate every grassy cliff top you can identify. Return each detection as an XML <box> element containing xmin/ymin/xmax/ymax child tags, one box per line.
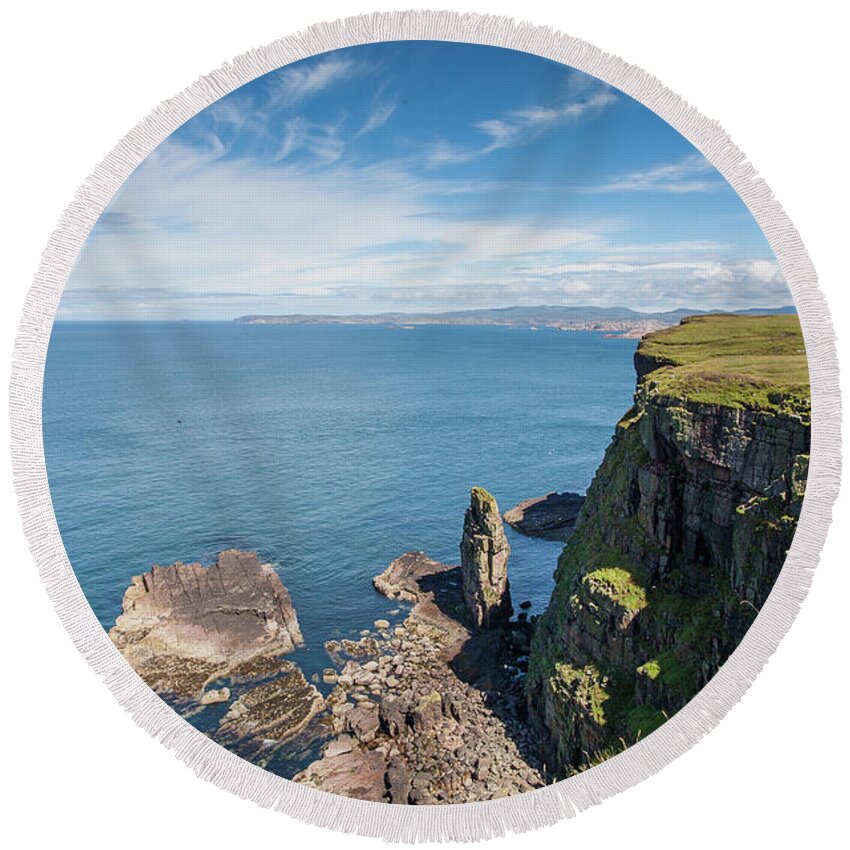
<box><xmin>636</xmin><ymin>314</ymin><xmax>810</xmax><ymax>417</ymax></box>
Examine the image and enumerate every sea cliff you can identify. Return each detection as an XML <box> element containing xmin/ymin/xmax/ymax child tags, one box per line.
<box><xmin>526</xmin><ymin>314</ymin><xmax>810</xmax><ymax>775</ymax></box>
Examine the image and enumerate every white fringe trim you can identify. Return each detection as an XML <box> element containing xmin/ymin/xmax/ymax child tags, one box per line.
<box><xmin>8</xmin><ymin>9</ymin><xmax>841</xmax><ymax>843</ymax></box>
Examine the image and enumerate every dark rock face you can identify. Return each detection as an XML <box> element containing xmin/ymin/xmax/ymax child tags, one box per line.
<box><xmin>503</xmin><ymin>491</ymin><xmax>586</xmax><ymax>540</ymax></box>
<box><xmin>527</xmin><ymin>319</ymin><xmax>810</xmax><ymax>777</ymax></box>
<box><xmin>460</xmin><ymin>488</ymin><xmax>512</xmax><ymax>628</ymax></box>
<box><xmin>109</xmin><ymin>549</ymin><xmax>304</xmax><ymax>698</ymax></box>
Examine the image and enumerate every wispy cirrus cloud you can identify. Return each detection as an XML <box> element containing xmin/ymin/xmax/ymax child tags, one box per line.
<box><xmin>275</xmin><ymin>115</ymin><xmax>347</xmax><ymax>164</ymax></box>
<box><xmin>267</xmin><ymin>55</ymin><xmax>365</xmax><ymax>109</ymax></box>
<box><xmin>357</xmin><ymin>99</ymin><xmax>398</xmax><ymax>136</ymax></box>
<box><xmin>588</xmin><ymin>153</ymin><xmax>722</xmax><ymax>194</ymax></box>
<box><xmin>59</xmin><ymin>43</ymin><xmax>789</xmax><ymax>320</ymax></box>
<box><xmin>165</xmin><ymin>55</ymin><xmax>382</xmax><ymax>169</ymax></box>
<box><xmin>428</xmin><ymin>88</ymin><xmax>616</xmax><ymax>166</ymax></box>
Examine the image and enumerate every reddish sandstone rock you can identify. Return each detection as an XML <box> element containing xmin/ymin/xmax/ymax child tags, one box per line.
<box><xmin>110</xmin><ymin>549</ymin><xmax>303</xmax><ymax>698</ymax></box>
<box><xmin>295</xmin><ymin>745</ymin><xmax>388</xmax><ymax>802</ymax></box>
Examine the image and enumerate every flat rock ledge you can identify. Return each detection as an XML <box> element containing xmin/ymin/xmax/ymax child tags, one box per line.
<box><xmin>372</xmin><ymin>550</ymin><xmax>457</xmax><ymax>603</ymax></box>
<box><xmin>110</xmin><ymin>550</ymin><xmax>323</xmax><ymax>750</ymax></box>
<box><xmin>217</xmin><ymin>660</ymin><xmax>324</xmax><ymax>751</ymax></box>
<box><xmin>110</xmin><ymin>549</ymin><xmax>305</xmax><ymax>698</ymax></box>
<box><xmin>503</xmin><ymin>491</ymin><xmax>585</xmax><ymax>540</ymax></box>
<box><xmin>294</xmin><ymin>551</ymin><xmax>545</xmax><ymax>804</ymax></box>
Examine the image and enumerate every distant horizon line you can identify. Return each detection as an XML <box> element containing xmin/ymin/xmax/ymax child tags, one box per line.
<box><xmin>54</xmin><ymin>303</ymin><xmax>797</xmax><ymax>322</ymax></box>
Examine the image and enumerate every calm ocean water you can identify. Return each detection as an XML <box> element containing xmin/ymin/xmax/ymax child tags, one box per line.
<box><xmin>43</xmin><ymin>322</ymin><xmax>636</xmax><ymax>695</ymax></box>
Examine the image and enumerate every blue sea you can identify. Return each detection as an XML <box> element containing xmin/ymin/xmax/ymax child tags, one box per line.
<box><xmin>43</xmin><ymin>322</ymin><xmax>636</xmax><ymax>695</ymax></box>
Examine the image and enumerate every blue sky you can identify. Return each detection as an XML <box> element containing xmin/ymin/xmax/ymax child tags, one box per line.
<box><xmin>60</xmin><ymin>41</ymin><xmax>791</xmax><ymax>319</ymax></box>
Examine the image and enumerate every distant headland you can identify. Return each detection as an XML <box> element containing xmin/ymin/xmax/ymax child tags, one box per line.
<box><xmin>234</xmin><ymin>305</ymin><xmax>796</xmax><ymax>338</ymax></box>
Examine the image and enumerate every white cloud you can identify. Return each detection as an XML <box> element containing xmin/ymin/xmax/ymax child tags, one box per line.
<box><xmin>514</xmin><ymin>258</ymin><xmax>783</xmax><ymax>282</ymax></box>
<box><xmin>745</xmin><ymin>258</ymin><xmax>785</xmax><ymax>283</ymax></box>
<box><xmin>271</xmin><ymin>114</ymin><xmax>347</xmax><ymax>164</ymax></box>
<box><xmin>275</xmin><ymin>117</ymin><xmax>309</xmax><ymax>161</ymax></box>
<box><xmin>509</xmin><ymin>254</ymin><xmax>788</xmax><ymax>313</ymax></box>
<box><xmin>357</xmin><ymin>99</ymin><xmax>398</xmax><ymax>136</ymax></box>
<box><xmin>589</xmin><ymin>154</ymin><xmax>721</xmax><ymax>194</ymax></box>
<box><xmin>267</xmin><ymin>56</ymin><xmax>362</xmax><ymax>109</ymax></box>
<box><xmin>428</xmin><ymin>88</ymin><xmax>616</xmax><ymax>166</ymax></box>
<box><xmin>61</xmin><ymin>136</ymin><xmax>789</xmax><ymax>320</ymax></box>
<box><xmin>62</xmin><ymin>143</ymin><xmax>606</xmax><ymax>319</ymax></box>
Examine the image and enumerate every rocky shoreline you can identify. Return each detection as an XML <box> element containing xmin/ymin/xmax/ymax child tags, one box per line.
<box><xmin>110</xmin><ymin>492</ymin><xmax>550</xmax><ymax>804</ymax></box>
<box><xmin>108</xmin><ymin>313</ymin><xmax>809</xmax><ymax>802</ymax></box>
<box><xmin>295</xmin><ymin>550</ymin><xmax>545</xmax><ymax>803</ymax></box>
<box><xmin>109</xmin><ymin>550</ymin><xmax>326</xmax><ymax>759</ymax></box>
<box><xmin>109</xmin><ymin>549</ymin><xmax>306</xmax><ymax>700</ymax></box>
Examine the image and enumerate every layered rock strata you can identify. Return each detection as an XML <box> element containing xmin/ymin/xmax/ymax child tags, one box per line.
<box><xmin>216</xmin><ymin>660</ymin><xmax>324</xmax><ymax>748</ymax></box>
<box><xmin>110</xmin><ymin>549</ymin><xmax>304</xmax><ymax>699</ymax></box>
<box><xmin>527</xmin><ymin>314</ymin><xmax>811</xmax><ymax>776</ymax></box>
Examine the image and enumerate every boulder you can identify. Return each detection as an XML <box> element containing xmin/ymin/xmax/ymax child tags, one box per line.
<box><xmin>441</xmin><ymin>691</ymin><xmax>468</xmax><ymax>723</ymax></box>
<box><xmin>411</xmin><ymin>690</ymin><xmax>443</xmax><ymax>733</ymax></box>
<box><xmin>347</xmin><ymin>703</ymin><xmax>380</xmax><ymax>743</ymax></box>
<box><xmin>474</xmin><ymin>754</ymin><xmax>493</xmax><ymax>780</ymax></box>
<box><xmin>296</xmin><ymin>747</ymin><xmax>388</xmax><ymax>802</ymax></box>
<box><xmin>200</xmin><ymin>687</ymin><xmax>231</xmax><ymax>705</ymax></box>
<box><xmin>379</xmin><ymin>695</ymin><xmax>410</xmax><ymax>736</ymax></box>
<box><xmin>324</xmin><ymin>735</ymin><xmax>355</xmax><ymax>758</ymax></box>
<box><xmin>386</xmin><ymin>758</ymin><xmax>412</xmax><ymax>804</ymax></box>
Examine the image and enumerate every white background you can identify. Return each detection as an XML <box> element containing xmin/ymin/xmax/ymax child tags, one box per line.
<box><xmin>1</xmin><ymin>2</ymin><xmax>847</xmax><ymax>847</ymax></box>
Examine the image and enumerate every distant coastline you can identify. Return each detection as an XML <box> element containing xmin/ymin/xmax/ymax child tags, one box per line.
<box><xmin>233</xmin><ymin>305</ymin><xmax>797</xmax><ymax>338</ymax></box>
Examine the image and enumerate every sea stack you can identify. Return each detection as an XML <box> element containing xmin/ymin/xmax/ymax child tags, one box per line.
<box><xmin>460</xmin><ymin>487</ymin><xmax>512</xmax><ymax>628</ymax></box>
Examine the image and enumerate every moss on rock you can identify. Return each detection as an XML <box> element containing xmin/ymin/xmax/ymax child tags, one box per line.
<box><xmin>527</xmin><ymin>313</ymin><xmax>810</xmax><ymax>778</ymax></box>
<box><xmin>583</xmin><ymin>568</ymin><xmax>648</xmax><ymax>614</ymax></box>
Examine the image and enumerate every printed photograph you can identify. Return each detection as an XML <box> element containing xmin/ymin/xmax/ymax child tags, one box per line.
<box><xmin>43</xmin><ymin>40</ymin><xmax>810</xmax><ymax>804</ymax></box>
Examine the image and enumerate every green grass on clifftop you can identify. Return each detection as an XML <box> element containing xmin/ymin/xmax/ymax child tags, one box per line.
<box><xmin>637</xmin><ymin>314</ymin><xmax>810</xmax><ymax>418</ymax></box>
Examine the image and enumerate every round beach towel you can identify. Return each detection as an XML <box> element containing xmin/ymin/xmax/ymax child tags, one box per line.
<box><xmin>10</xmin><ymin>11</ymin><xmax>839</xmax><ymax>842</ymax></box>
